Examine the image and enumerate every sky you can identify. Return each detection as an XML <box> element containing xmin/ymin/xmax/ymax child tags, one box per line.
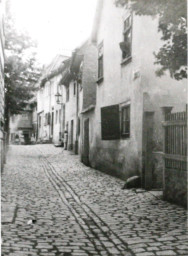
<box><xmin>10</xmin><ymin>0</ymin><xmax>98</xmax><ymax>64</ymax></box>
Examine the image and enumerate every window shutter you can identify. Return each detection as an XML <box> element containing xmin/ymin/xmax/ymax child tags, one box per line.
<box><xmin>101</xmin><ymin>104</ymin><xmax>120</xmax><ymax>140</ymax></box>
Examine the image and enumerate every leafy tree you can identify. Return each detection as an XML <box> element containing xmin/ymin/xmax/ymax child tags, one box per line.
<box><xmin>115</xmin><ymin>0</ymin><xmax>187</xmax><ymax>80</ymax></box>
<box><xmin>4</xmin><ymin>3</ymin><xmax>41</xmax><ymax>132</ymax></box>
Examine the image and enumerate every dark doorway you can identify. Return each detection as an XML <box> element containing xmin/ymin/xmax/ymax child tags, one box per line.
<box><xmin>51</xmin><ymin>112</ymin><xmax>54</xmax><ymax>138</ymax></box>
<box><xmin>70</xmin><ymin>120</ymin><xmax>74</xmax><ymax>150</ymax></box>
<box><xmin>83</xmin><ymin>118</ymin><xmax>90</xmax><ymax>166</ymax></box>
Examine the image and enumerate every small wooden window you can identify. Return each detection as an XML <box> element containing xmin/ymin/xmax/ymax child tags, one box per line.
<box><xmin>121</xmin><ymin>105</ymin><xmax>130</xmax><ymax>138</ymax></box>
<box><xmin>122</xmin><ymin>15</ymin><xmax>132</xmax><ymax>60</ymax></box>
<box><xmin>66</xmin><ymin>86</ymin><xmax>69</xmax><ymax>102</ymax></box>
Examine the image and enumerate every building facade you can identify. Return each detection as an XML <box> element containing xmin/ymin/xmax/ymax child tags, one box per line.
<box><xmin>84</xmin><ymin>0</ymin><xmax>187</xmax><ymax>189</ymax></box>
<box><xmin>0</xmin><ymin>0</ymin><xmax>5</xmax><ymax>170</ymax></box>
<box><xmin>37</xmin><ymin>55</ymin><xmax>68</xmax><ymax>144</ymax></box>
<box><xmin>9</xmin><ymin>108</ymin><xmax>33</xmax><ymax>145</ymax></box>
<box><xmin>59</xmin><ymin>42</ymin><xmax>97</xmax><ymax>156</ymax></box>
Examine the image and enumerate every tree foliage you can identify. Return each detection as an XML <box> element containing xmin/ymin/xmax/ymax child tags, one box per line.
<box><xmin>115</xmin><ymin>0</ymin><xmax>187</xmax><ymax>80</ymax></box>
<box><xmin>4</xmin><ymin>3</ymin><xmax>41</xmax><ymax>116</ymax></box>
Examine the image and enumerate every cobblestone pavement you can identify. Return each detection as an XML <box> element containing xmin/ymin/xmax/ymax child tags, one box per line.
<box><xmin>1</xmin><ymin>145</ymin><xmax>187</xmax><ymax>256</ymax></box>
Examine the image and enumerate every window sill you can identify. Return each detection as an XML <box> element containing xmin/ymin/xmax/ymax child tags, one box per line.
<box><xmin>97</xmin><ymin>77</ymin><xmax>104</xmax><ymax>84</ymax></box>
<box><xmin>121</xmin><ymin>56</ymin><xmax>132</xmax><ymax>66</ymax></box>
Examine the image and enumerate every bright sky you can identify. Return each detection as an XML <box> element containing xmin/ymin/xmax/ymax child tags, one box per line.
<box><xmin>10</xmin><ymin>0</ymin><xmax>98</xmax><ymax>64</ymax></box>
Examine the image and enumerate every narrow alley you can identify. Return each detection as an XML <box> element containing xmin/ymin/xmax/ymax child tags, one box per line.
<box><xmin>1</xmin><ymin>145</ymin><xmax>187</xmax><ymax>256</ymax></box>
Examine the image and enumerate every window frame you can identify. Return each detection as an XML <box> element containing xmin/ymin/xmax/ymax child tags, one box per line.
<box><xmin>120</xmin><ymin>104</ymin><xmax>131</xmax><ymax>139</ymax></box>
<box><xmin>121</xmin><ymin>14</ymin><xmax>132</xmax><ymax>64</ymax></box>
<box><xmin>66</xmin><ymin>86</ymin><xmax>69</xmax><ymax>102</ymax></box>
<box><xmin>97</xmin><ymin>41</ymin><xmax>104</xmax><ymax>83</ymax></box>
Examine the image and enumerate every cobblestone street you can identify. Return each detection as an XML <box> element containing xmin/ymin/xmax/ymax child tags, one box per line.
<box><xmin>1</xmin><ymin>145</ymin><xmax>188</xmax><ymax>256</ymax></box>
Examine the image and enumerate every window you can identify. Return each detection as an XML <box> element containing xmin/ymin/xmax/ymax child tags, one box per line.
<box><xmin>39</xmin><ymin>116</ymin><xmax>41</xmax><ymax>127</ymax></box>
<box><xmin>98</xmin><ymin>42</ymin><xmax>103</xmax><ymax>80</ymax></box>
<box><xmin>121</xmin><ymin>105</ymin><xmax>130</xmax><ymax>138</ymax></box>
<box><xmin>73</xmin><ymin>82</ymin><xmax>76</xmax><ymax>95</ymax></box>
<box><xmin>101</xmin><ymin>104</ymin><xmax>120</xmax><ymax>140</ymax></box>
<box><xmin>120</xmin><ymin>15</ymin><xmax>132</xmax><ymax>61</ymax></box>
<box><xmin>66</xmin><ymin>86</ymin><xmax>69</xmax><ymax>102</ymax></box>
<box><xmin>45</xmin><ymin>113</ymin><xmax>47</xmax><ymax>125</ymax></box>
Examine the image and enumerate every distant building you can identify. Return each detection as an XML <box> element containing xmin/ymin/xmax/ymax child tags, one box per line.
<box><xmin>37</xmin><ymin>55</ymin><xmax>69</xmax><ymax>144</ymax></box>
<box><xmin>9</xmin><ymin>105</ymin><xmax>34</xmax><ymax>145</ymax></box>
<box><xmin>0</xmin><ymin>0</ymin><xmax>5</xmax><ymax>170</ymax></box>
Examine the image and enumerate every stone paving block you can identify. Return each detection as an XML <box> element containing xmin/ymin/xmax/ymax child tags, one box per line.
<box><xmin>157</xmin><ymin>236</ymin><xmax>177</xmax><ymax>242</ymax></box>
<box><xmin>177</xmin><ymin>250</ymin><xmax>188</xmax><ymax>255</ymax></box>
<box><xmin>176</xmin><ymin>245</ymin><xmax>188</xmax><ymax>250</ymax></box>
<box><xmin>156</xmin><ymin>250</ymin><xmax>177</xmax><ymax>255</ymax></box>
<box><xmin>131</xmin><ymin>247</ymin><xmax>146</xmax><ymax>253</ymax></box>
<box><xmin>147</xmin><ymin>246</ymin><xmax>159</xmax><ymax>251</ymax></box>
<box><xmin>135</xmin><ymin>252</ymin><xmax>155</xmax><ymax>256</ymax></box>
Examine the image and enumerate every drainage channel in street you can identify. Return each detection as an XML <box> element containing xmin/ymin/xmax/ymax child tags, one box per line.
<box><xmin>38</xmin><ymin>150</ymin><xmax>133</xmax><ymax>256</ymax></box>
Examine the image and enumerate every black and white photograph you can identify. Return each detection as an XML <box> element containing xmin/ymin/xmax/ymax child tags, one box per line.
<box><xmin>1</xmin><ymin>0</ymin><xmax>187</xmax><ymax>255</ymax></box>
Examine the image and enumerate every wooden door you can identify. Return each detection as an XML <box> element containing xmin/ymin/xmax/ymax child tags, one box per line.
<box><xmin>83</xmin><ymin>118</ymin><xmax>90</xmax><ymax>166</ymax></box>
<box><xmin>70</xmin><ymin>120</ymin><xmax>74</xmax><ymax>150</ymax></box>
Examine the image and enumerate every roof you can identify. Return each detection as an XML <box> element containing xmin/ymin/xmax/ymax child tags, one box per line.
<box><xmin>60</xmin><ymin>41</ymin><xmax>89</xmax><ymax>85</ymax></box>
<box><xmin>39</xmin><ymin>55</ymin><xmax>69</xmax><ymax>87</ymax></box>
<box><xmin>59</xmin><ymin>58</ymin><xmax>72</xmax><ymax>86</ymax></box>
<box><xmin>70</xmin><ymin>41</ymin><xmax>89</xmax><ymax>75</ymax></box>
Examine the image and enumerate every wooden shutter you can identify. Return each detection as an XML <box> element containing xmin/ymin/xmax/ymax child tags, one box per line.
<box><xmin>101</xmin><ymin>104</ymin><xmax>120</xmax><ymax>140</ymax></box>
